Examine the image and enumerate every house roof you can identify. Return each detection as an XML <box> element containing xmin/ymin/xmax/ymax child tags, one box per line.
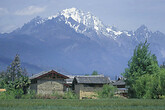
<box><xmin>29</xmin><ymin>70</ymin><xmax>69</xmax><ymax>80</ymax></box>
<box><xmin>65</xmin><ymin>78</ymin><xmax>74</xmax><ymax>84</ymax></box>
<box><xmin>112</xmin><ymin>79</ymin><xmax>125</xmax><ymax>86</ymax></box>
<box><xmin>64</xmin><ymin>75</ymin><xmax>75</xmax><ymax>84</ymax></box>
<box><xmin>73</xmin><ymin>75</ymin><xmax>110</xmax><ymax>84</ymax></box>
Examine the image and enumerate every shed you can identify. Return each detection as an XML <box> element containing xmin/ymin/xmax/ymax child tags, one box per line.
<box><xmin>112</xmin><ymin>79</ymin><xmax>127</xmax><ymax>96</ymax></box>
<box><xmin>72</xmin><ymin>75</ymin><xmax>110</xmax><ymax>99</ymax></box>
<box><xmin>30</xmin><ymin>70</ymin><xmax>69</xmax><ymax>95</ymax></box>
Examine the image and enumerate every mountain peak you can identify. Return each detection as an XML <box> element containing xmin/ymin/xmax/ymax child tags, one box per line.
<box><xmin>63</xmin><ymin>7</ymin><xmax>79</xmax><ymax>13</ymax></box>
<box><xmin>136</xmin><ymin>25</ymin><xmax>149</xmax><ymax>32</ymax></box>
<box><xmin>134</xmin><ymin>25</ymin><xmax>152</xmax><ymax>41</ymax></box>
<box><xmin>61</xmin><ymin>7</ymin><xmax>85</xmax><ymax>24</ymax></box>
<box><xmin>23</xmin><ymin>8</ymin><xmax>125</xmax><ymax>40</ymax></box>
<box><xmin>59</xmin><ymin>8</ymin><xmax>123</xmax><ymax>39</ymax></box>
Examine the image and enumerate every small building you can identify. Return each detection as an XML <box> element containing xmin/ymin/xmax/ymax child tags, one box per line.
<box><xmin>30</xmin><ymin>70</ymin><xmax>69</xmax><ymax>95</ymax></box>
<box><xmin>112</xmin><ymin>78</ymin><xmax>127</xmax><ymax>97</ymax></box>
<box><xmin>72</xmin><ymin>75</ymin><xmax>110</xmax><ymax>99</ymax></box>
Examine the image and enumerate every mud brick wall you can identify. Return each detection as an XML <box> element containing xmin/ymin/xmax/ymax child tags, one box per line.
<box><xmin>37</xmin><ymin>79</ymin><xmax>64</xmax><ymax>95</ymax></box>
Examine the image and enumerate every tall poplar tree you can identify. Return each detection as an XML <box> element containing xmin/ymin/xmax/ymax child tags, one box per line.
<box><xmin>123</xmin><ymin>41</ymin><xmax>160</xmax><ymax>98</ymax></box>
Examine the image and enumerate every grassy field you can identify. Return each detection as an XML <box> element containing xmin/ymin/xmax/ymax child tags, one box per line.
<box><xmin>0</xmin><ymin>99</ymin><xmax>165</xmax><ymax>110</ymax></box>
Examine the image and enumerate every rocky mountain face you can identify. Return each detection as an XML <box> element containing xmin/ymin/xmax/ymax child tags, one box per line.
<box><xmin>0</xmin><ymin>8</ymin><xmax>165</xmax><ymax>77</ymax></box>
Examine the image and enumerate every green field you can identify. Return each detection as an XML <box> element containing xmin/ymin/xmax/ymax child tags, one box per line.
<box><xmin>0</xmin><ymin>99</ymin><xmax>165</xmax><ymax>110</ymax></box>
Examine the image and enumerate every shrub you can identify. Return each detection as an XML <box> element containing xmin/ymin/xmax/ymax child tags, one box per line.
<box><xmin>0</xmin><ymin>88</ymin><xmax>24</xmax><ymax>99</ymax></box>
<box><xmin>21</xmin><ymin>90</ymin><xmax>36</xmax><ymax>99</ymax></box>
<box><xmin>63</xmin><ymin>91</ymin><xmax>77</xmax><ymax>99</ymax></box>
<box><xmin>98</xmin><ymin>84</ymin><xmax>117</xmax><ymax>98</ymax></box>
<box><xmin>51</xmin><ymin>92</ymin><xmax>64</xmax><ymax>99</ymax></box>
<box><xmin>0</xmin><ymin>91</ymin><xmax>15</xmax><ymax>99</ymax></box>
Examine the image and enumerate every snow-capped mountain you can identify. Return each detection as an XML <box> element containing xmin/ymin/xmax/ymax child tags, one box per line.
<box><xmin>0</xmin><ymin>8</ymin><xmax>165</xmax><ymax>77</ymax></box>
<box><xmin>36</xmin><ymin>8</ymin><xmax>126</xmax><ymax>40</ymax></box>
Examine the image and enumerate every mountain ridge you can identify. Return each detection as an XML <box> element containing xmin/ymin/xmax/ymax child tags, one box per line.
<box><xmin>0</xmin><ymin>8</ymin><xmax>165</xmax><ymax>78</ymax></box>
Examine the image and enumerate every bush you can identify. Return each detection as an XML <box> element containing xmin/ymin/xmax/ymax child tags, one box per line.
<box><xmin>21</xmin><ymin>90</ymin><xmax>36</xmax><ymax>99</ymax></box>
<box><xmin>51</xmin><ymin>92</ymin><xmax>64</xmax><ymax>99</ymax></box>
<box><xmin>98</xmin><ymin>84</ymin><xmax>117</xmax><ymax>98</ymax></box>
<box><xmin>0</xmin><ymin>91</ymin><xmax>15</xmax><ymax>99</ymax></box>
<box><xmin>0</xmin><ymin>88</ymin><xmax>24</xmax><ymax>99</ymax></box>
<box><xmin>63</xmin><ymin>91</ymin><xmax>77</xmax><ymax>99</ymax></box>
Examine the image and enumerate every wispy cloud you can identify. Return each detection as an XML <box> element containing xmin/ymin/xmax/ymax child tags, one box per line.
<box><xmin>0</xmin><ymin>25</ymin><xmax>17</xmax><ymax>33</ymax></box>
<box><xmin>0</xmin><ymin>8</ymin><xmax>8</xmax><ymax>16</ymax></box>
<box><xmin>15</xmin><ymin>6</ymin><xmax>46</xmax><ymax>16</ymax></box>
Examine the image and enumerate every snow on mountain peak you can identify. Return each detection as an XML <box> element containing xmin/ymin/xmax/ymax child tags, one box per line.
<box><xmin>60</xmin><ymin>8</ymin><xmax>125</xmax><ymax>39</ymax></box>
<box><xmin>61</xmin><ymin>7</ymin><xmax>82</xmax><ymax>23</ymax></box>
<box><xmin>46</xmin><ymin>8</ymin><xmax>124</xmax><ymax>40</ymax></box>
<box><xmin>60</xmin><ymin>8</ymin><xmax>105</xmax><ymax>31</ymax></box>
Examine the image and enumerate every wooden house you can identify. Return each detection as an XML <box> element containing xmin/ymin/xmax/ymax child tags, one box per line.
<box><xmin>30</xmin><ymin>70</ymin><xmax>70</xmax><ymax>95</ymax></box>
<box><xmin>72</xmin><ymin>75</ymin><xmax>110</xmax><ymax>99</ymax></box>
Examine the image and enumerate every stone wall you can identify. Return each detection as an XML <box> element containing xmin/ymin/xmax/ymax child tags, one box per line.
<box><xmin>37</xmin><ymin>79</ymin><xmax>64</xmax><ymax>95</ymax></box>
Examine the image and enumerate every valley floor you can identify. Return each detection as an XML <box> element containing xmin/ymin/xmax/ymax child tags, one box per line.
<box><xmin>0</xmin><ymin>99</ymin><xmax>165</xmax><ymax>110</ymax></box>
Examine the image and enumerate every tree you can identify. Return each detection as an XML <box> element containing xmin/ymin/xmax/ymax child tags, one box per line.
<box><xmin>6</xmin><ymin>54</ymin><xmax>22</xmax><ymax>82</ymax></box>
<box><xmin>0</xmin><ymin>54</ymin><xmax>30</xmax><ymax>98</ymax></box>
<box><xmin>92</xmin><ymin>70</ymin><xmax>99</xmax><ymax>75</ymax></box>
<box><xmin>160</xmin><ymin>61</ymin><xmax>165</xmax><ymax>69</ymax></box>
<box><xmin>159</xmin><ymin>68</ymin><xmax>165</xmax><ymax>97</ymax></box>
<box><xmin>0</xmin><ymin>71</ymin><xmax>6</xmax><ymax>88</ymax></box>
<box><xmin>123</xmin><ymin>41</ymin><xmax>160</xmax><ymax>98</ymax></box>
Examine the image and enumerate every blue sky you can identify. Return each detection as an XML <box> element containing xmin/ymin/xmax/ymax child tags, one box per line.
<box><xmin>0</xmin><ymin>0</ymin><xmax>165</xmax><ymax>33</ymax></box>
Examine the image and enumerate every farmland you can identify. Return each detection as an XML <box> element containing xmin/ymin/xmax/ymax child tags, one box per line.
<box><xmin>0</xmin><ymin>99</ymin><xmax>165</xmax><ymax>110</ymax></box>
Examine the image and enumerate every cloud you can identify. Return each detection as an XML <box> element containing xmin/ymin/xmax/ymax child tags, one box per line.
<box><xmin>15</xmin><ymin>6</ymin><xmax>46</xmax><ymax>16</ymax></box>
<box><xmin>0</xmin><ymin>25</ymin><xmax>17</xmax><ymax>33</ymax></box>
<box><xmin>0</xmin><ymin>8</ymin><xmax>8</xmax><ymax>16</ymax></box>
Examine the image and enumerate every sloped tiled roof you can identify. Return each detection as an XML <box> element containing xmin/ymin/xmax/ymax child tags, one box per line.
<box><xmin>112</xmin><ymin>80</ymin><xmax>125</xmax><ymax>86</ymax></box>
<box><xmin>30</xmin><ymin>70</ymin><xmax>50</xmax><ymax>80</ymax></box>
<box><xmin>29</xmin><ymin>70</ymin><xmax>69</xmax><ymax>80</ymax></box>
<box><xmin>74</xmin><ymin>75</ymin><xmax>110</xmax><ymax>84</ymax></box>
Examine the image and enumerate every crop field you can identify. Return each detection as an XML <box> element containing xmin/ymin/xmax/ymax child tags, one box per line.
<box><xmin>0</xmin><ymin>99</ymin><xmax>165</xmax><ymax>110</ymax></box>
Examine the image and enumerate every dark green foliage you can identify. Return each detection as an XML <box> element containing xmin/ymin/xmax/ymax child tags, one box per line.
<box><xmin>123</xmin><ymin>41</ymin><xmax>161</xmax><ymax>98</ymax></box>
<box><xmin>159</xmin><ymin>68</ymin><xmax>165</xmax><ymax>98</ymax></box>
<box><xmin>160</xmin><ymin>61</ymin><xmax>165</xmax><ymax>69</ymax></box>
<box><xmin>0</xmin><ymin>54</ymin><xmax>30</xmax><ymax>99</ymax></box>
<box><xmin>92</xmin><ymin>70</ymin><xmax>99</xmax><ymax>75</ymax></box>
<box><xmin>0</xmin><ymin>88</ymin><xmax>23</xmax><ymax>99</ymax></box>
<box><xmin>0</xmin><ymin>71</ymin><xmax>6</xmax><ymax>88</ymax></box>
<box><xmin>63</xmin><ymin>91</ymin><xmax>78</xmax><ymax>99</ymax></box>
<box><xmin>98</xmin><ymin>84</ymin><xmax>117</xmax><ymax>98</ymax></box>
